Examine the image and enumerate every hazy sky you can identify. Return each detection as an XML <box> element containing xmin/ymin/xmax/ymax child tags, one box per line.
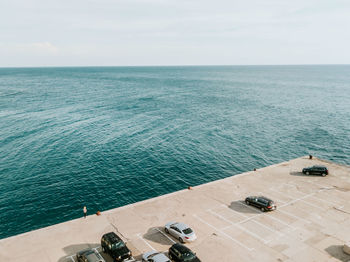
<box><xmin>1</xmin><ymin>0</ymin><xmax>350</xmax><ymax>67</ymax></box>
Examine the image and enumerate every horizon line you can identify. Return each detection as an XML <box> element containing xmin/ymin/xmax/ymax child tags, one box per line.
<box><xmin>0</xmin><ymin>63</ymin><xmax>349</xmax><ymax>69</ymax></box>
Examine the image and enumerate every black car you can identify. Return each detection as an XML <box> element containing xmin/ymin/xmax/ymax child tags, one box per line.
<box><xmin>302</xmin><ymin>165</ymin><xmax>328</xmax><ymax>176</ymax></box>
<box><xmin>101</xmin><ymin>232</ymin><xmax>132</xmax><ymax>261</ymax></box>
<box><xmin>76</xmin><ymin>248</ymin><xmax>105</xmax><ymax>262</ymax></box>
<box><xmin>168</xmin><ymin>243</ymin><xmax>201</xmax><ymax>262</ymax></box>
<box><xmin>245</xmin><ymin>196</ymin><xmax>276</xmax><ymax>212</ymax></box>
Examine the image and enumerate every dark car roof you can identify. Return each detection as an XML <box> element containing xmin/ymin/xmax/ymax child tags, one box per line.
<box><xmin>313</xmin><ymin>165</ymin><xmax>327</xmax><ymax>168</ymax></box>
<box><xmin>171</xmin><ymin>243</ymin><xmax>200</xmax><ymax>262</ymax></box>
<box><xmin>258</xmin><ymin>196</ymin><xmax>273</xmax><ymax>202</ymax></box>
<box><xmin>171</xmin><ymin>243</ymin><xmax>192</xmax><ymax>253</ymax></box>
<box><xmin>247</xmin><ymin>196</ymin><xmax>273</xmax><ymax>202</ymax></box>
<box><xmin>102</xmin><ymin>232</ymin><xmax>122</xmax><ymax>243</ymax></box>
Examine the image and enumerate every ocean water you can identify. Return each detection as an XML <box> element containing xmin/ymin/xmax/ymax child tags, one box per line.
<box><xmin>0</xmin><ymin>65</ymin><xmax>349</xmax><ymax>239</ymax></box>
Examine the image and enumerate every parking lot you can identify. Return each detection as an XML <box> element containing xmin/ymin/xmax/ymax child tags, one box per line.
<box><xmin>1</xmin><ymin>156</ymin><xmax>349</xmax><ymax>262</ymax></box>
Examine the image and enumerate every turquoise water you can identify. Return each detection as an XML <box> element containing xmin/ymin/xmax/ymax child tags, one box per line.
<box><xmin>0</xmin><ymin>65</ymin><xmax>349</xmax><ymax>239</ymax></box>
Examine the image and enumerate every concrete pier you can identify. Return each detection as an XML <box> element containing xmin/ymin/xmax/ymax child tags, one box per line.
<box><xmin>1</xmin><ymin>156</ymin><xmax>350</xmax><ymax>262</ymax></box>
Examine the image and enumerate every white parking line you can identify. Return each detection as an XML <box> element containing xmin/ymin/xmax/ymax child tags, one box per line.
<box><xmin>64</xmin><ymin>255</ymin><xmax>76</xmax><ymax>262</ymax></box>
<box><xmin>264</xmin><ymin>213</ymin><xmax>297</xmax><ymax>231</ymax></box>
<box><xmin>230</xmin><ymin>202</ymin><xmax>297</xmax><ymax>231</ymax></box>
<box><xmin>137</xmin><ymin>233</ymin><xmax>155</xmax><ymax>250</ymax></box>
<box><xmin>208</xmin><ymin>209</ymin><xmax>273</xmax><ymax>244</ymax></box>
<box><xmin>276</xmin><ymin>209</ymin><xmax>311</xmax><ymax>224</ymax></box>
<box><xmin>273</xmin><ymin>185</ymin><xmax>334</xmax><ymax>211</ymax></box>
<box><xmin>270</xmin><ymin>188</ymin><xmax>300</xmax><ymax>198</ymax></box>
<box><xmin>316</xmin><ymin>190</ymin><xmax>347</xmax><ymax>206</ymax></box>
<box><xmin>299</xmin><ymin>199</ymin><xmax>325</xmax><ymax>210</ymax></box>
<box><xmin>155</xmin><ymin>228</ymin><xmax>176</xmax><ymax>244</ymax></box>
<box><xmin>233</xmin><ymin>202</ymin><xmax>283</xmax><ymax>235</ymax></box>
<box><xmin>309</xmin><ymin>195</ymin><xmax>339</xmax><ymax>207</ymax></box>
<box><xmin>278</xmin><ymin>190</ymin><xmax>320</xmax><ymax>208</ymax></box>
<box><xmin>193</xmin><ymin>214</ymin><xmax>254</xmax><ymax>251</ymax></box>
<box><xmin>305</xmin><ymin>180</ymin><xmax>333</xmax><ymax>189</ymax></box>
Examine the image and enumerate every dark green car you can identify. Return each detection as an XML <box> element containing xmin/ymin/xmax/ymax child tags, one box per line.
<box><xmin>101</xmin><ymin>232</ymin><xmax>132</xmax><ymax>261</ymax></box>
<box><xmin>302</xmin><ymin>165</ymin><xmax>328</xmax><ymax>176</ymax></box>
<box><xmin>168</xmin><ymin>243</ymin><xmax>201</xmax><ymax>262</ymax></box>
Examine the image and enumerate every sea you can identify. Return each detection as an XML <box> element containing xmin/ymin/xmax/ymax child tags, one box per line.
<box><xmin>0</xmin><ymin>65</ymin><xmax>349</xmax><ymax>239</ymax></box>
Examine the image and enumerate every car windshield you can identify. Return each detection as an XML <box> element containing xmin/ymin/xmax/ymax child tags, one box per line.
<box><xmin>111</xmin><ymin>241</ymin><xmax>125</xmax><ymax>249</ymax></box>
<box><xmin>182</xmin><ymin>252</ymin><xmax>196</xmax><ymax>261</ymax></box>
<box><xmin>183</xmin><ymin>228</ymin><xmax>193</xmax><ymax>234</ymax></box>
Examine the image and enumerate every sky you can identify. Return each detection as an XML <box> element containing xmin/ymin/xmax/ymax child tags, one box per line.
<box><xmin>0</xmin><ymin>0</ymin><xmax>350</xmax><ymax>67</ymax></box>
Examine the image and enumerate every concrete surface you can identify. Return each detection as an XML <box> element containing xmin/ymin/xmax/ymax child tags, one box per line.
<box><xmin>0</xmin><ymin>156</ymin><xmax>349</xmax><ymax>262</ymax></box>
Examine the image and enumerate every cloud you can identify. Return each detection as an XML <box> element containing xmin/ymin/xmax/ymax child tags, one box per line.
<box><xmin>0</xmin><ymin>0</ymin><xmax>350</xmax><ymax>66</ymax></box>
<box><xmin>17</xmin><ymin>42</ymin><xmax>59</xmax><ymax>54</ymax></box>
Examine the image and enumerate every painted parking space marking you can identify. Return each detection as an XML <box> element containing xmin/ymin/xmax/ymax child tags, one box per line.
<box><xmin>154</xmin><ymin>228</ymin><xmax>176</xmax><ymax>244</ymax></box>
<box><xmin>222</xmin><ymin>201</ymin><xmax>297</xmax><ymax>232</ymax></box>
<box><xmin>137</xmin><ymin>233</ymin><xmax>155</xmax><ymax>250</ymax></box>
<box><xmin>276</xmin><ymin>208</ymin><xmax>311</xmax><ymax>224</ymax></box>
<box><xmin>207</xmin><ymin>209</ymin><xmax>273</xmax><ymax>244</ymax></box>
<box><xmin>309</xmin><ymin>195</ymin><xmax>339</xmax><ymax>207</ymax></box>
<box><xmin>316</xmin><ymin>190</ymin><xmax>348</xmax><ymax>207</ymax></box>
<box><xmin>233</xmin><ymin>201</ymin><xmax>298</xmax><ymax>231</ymax></box>
<box><xmin>299</xmin><ymin>199</ymin><xmax>325</xmax><ymax>210</ymax></box>
<box><xmin>278</xmin><ymin>189</ymin><xmax>322</xmax><ymax>208</ymax></box>
<box><xmin>270</xmin><ymin>187</ymin><xmax>302</xmax><ymax>199</ymax></box>
<box><xmin>193</xmin><ymin>214</ymin><xmax>254</xmax><ymax>251</ymax></box>
<box><xmin>305</xmin><ymin>180</ymin><xmax>333</xmax><ymax>189</ymax></box>
<box><xmin>66</xmin><ymin>255</ymin><xmax>75</xmax><ymax>262</ymax></box>
<box><xmin>263</xmin><ymin>213</ymin><xmax>297</xmax><ymax>231</ymax></box>
<box><xmin>272</xmin><ymin>184</ymin><xmax>339</xmax><ymax>212</ymax></box>
<box><xmin>64</xmin><ymin>246</ymin><xmax>103</xmax><ymax>262</ymax></box>
<box><xmin>233</xmin><ymin>202</ymin><xmax>283</xmax><ymax>236</ymax></box>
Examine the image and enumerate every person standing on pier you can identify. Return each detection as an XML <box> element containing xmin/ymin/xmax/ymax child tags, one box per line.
<box><xmin>83</xmin><ymin>206</ymin><xmax>87</xmax><ymax>218</ymax></box>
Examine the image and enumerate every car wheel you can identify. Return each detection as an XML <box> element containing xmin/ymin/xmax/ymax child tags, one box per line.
<box><xmin>306</xmin><ymin>171</ymin><xmax>309</xmax><ymax>175</ymax></box>
<box><xmin>165</xmin><ymin>228</ymin><xmax>169</xmax><ymax>233</ymax></box>
<box><xmin>179</xmin><ymin>237</ymin><xmax>184</xmax><ymax>243</ymax></box>
<box><xmin>245</xmin><ymin>200</ymin><xmax>249</xmax><ymax>205</ymax></box>
<box><xmin>261</xmin><ymin>207</ymin><xmax>265</xmax><ymax>212</ymax></box>
<box><xmin>322</xmin><ymin>173</ymin><xmax>326</xmax><ymax>177</ymax></box>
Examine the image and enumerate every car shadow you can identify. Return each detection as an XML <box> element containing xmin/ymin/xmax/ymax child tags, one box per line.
<box><xmin>324</xmin><ymin>245</ymin><xmax>350</xmax><ymax>262</ymax></box>
<box><xmin>57</xmin><ymin>243</ymin><xmax>103</xmax><ymax>262</ymax></box>
<box><xmin>143</xmin><ymin>226</ymin><xmax>177</xmax><ymax>246</ymax></box>
<box><xmin>289</xmin><ymin>171</ymin><xmax>305</xmax><ymax>176</ymax></box>
<box><xmin>228</xmin><ymin>201</ymin><xmax>261</xmax><ymax>214</ymax></box>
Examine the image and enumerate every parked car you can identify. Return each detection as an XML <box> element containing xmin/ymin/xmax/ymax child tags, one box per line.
<box><xmin>164</xmin><ymin>222</ymin><xmax>197</xmax><ymax>243</ymax></box>
<box><xmin>168</xmin><ymin>243</ymin><xmax>201</xmax><ymax>262</ymax></box>
<box><xmin>302</xmin><ymin>165</ymin><xmax>328</xmax><ymax>176</ymax></box>
<box><xmin>76</xmin><ymin>248</ymin><xmax>106</xmax><ymax>262</ymax></box>
<box><xmin>142</xmin><ymin>250</ymin><xmax>170</xmax><ymax>262</ymax></box>
<box><xmin>245</xmin><ymin>196</ymin><xmax>276</xmax><ymax>212</ymax></box>
<box><xmin>101</xmin><ymin>232</ymin><xmax>132</xmax><ymax>261</ymax></box>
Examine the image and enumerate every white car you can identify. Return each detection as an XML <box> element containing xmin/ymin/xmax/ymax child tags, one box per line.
<box><xmin>142</xmin><ymin>250</ymin><xmax>170</xmax><ymax>262</ymax></box>
<box><xmin>164</xmin><ymin>222</ymin><xmax>197</xmax><ymax>243</ymax></box>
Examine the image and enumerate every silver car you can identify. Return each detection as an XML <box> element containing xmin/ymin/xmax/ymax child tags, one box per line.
<box><xmin>164</xmin><ymin>222</ymin><xmax>197</xmax><ymax>243</ymax></box>
<box><xmin>76</xmin><ymin>248</ymin><xmax>106</xmax><ymax>262</ymax></box>
<box><xmin>142</xmin><ymin>250</ymin><xmax>170</xmax><ymax>262</ymax></box>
